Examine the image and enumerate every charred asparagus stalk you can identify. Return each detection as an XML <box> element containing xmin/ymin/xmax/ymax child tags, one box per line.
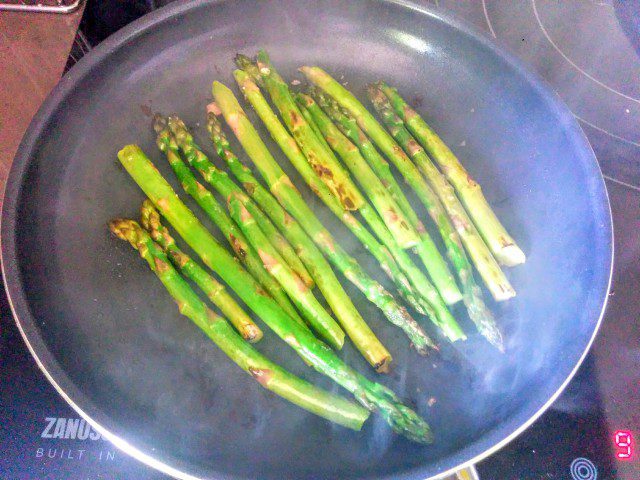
<box><xmin>368</xmin><ymin>86</ymin><xmax>508</xmax><ymax>348</ymax></box>
<box><xmin>378</xmin><ymin>82</ymin><xmax>525</xmax><ymax>266</ymax></box>
<box><xmin>163</xmin><ymin>116</ymin><xmax>313</xmax><ymax>289</ymax></box>
<box><xmin>297</xmin><ymin>92</ymin><xmax>466</xmax><ymax>342</ymax></box>
<box><xmin>158</xmin><ymin>117</ymin><xmax>340</xmax><ymax>344</ymax></box>
<box><xmin>153</xmin><ymin>117</ymin><xmax>306</xmax><ymax>327</ymax></box>
<box><xmin>315</xmin><ymin>89</ymin><xmax>504</xmax><ymax>350</ymax></box>
<box><xmin>233</xmin><ymin>62</ymin><xmax>424</xmax><ymax>317</ymax></box>
<box><xmin>292</xmin><ymin>95</ymin><xmax>415</xmax><ymax>245</ymax></box>
<box><xmin>227</xmin><ymin>191</ymin><xmax>345</xmax><ymax>349</ymax></box>
<box><xmin>302</xmin><ymin>67</ymin><xmax>515</xmax><ymax>302</ymax></box>
<box><xmin>139</xmin><ymin>200</ymin><xmax>262</xmax><ymax>342</ymax></box>
<box><xmin>207</xmin><ymin>111</ymin><xmax>392</xmax><ymax>368</ymax></box>
<box><xmin>109</xmin><ymin>218</ymin><xmax>369</xmax><ymax>430</ymax></box>
<box><xmin>212</xmin><ymin>80</ymin><xmax>436</xmax><ymax>354</ymax></box>
<box><xmin>255</xmin><ymin>59</ymin><xmax>363</xmax><ymax>212</ymax></box>
<box><xmin>116</xmin><ymin>147</ymin><xmax>433</xmax><ymax>442</ymax></box>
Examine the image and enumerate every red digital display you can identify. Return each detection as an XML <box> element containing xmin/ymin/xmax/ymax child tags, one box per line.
<box><xmin>614</xmin><ymin>430</ymin><xmax>633</xmax><ymax>460</ymax></box>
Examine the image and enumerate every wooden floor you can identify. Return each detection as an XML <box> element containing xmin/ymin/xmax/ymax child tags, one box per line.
<box><xmin>0</xmin><ymin>6</ymin><xmax>83</xmax><ymax>210</ymax></box>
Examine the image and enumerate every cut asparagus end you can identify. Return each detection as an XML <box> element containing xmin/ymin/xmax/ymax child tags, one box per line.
<box><xmin>497</xmin><ymin>244</ymin><xmax>527</xmax><ymax>267</ymax></box>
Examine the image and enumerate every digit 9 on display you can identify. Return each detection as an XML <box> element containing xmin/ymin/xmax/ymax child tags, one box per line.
<box><xmin>614</xmin><ymin>430</ymin><xmax>634</xmax><ymax>460</ymax></box>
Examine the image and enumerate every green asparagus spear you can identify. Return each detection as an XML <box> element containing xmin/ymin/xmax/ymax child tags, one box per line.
<box><xmin>116</xmin><ymin>147</ymin><xmax>434</xmax><ymax>442</ymax></box>
<box><xmin>296</xmin><ymin>93</ymin><xmax>419</xmax><ymax>248</ymax></box>
<box><xmin>368</xmin><ymin>87</ymin><xmax>507</xmax><ymax>348</ymax></box>
<box><xmin>378</xmin><ymin>82</ymin><xmax>525</xmax><ymax>267</ymax></box>
<box><xmin>109</xmin><ymin>219</ymin><xmax>369</xmax><ymax>430</ymax></box>
<box><xmin>310</xmin><ymin>88</ymin><xmax>455</xmax><ymax>286</ymax></box>
<box><xmin>368</xmin><ymin>86</ymin><xmax>515</xmax><ymax>303</ymax></box>
<box><xmin>293</xmin><ymin>94</ymin><xmax>433</xmax><ymax>309</ymax></box>
<box><xmin>163</xmin><ymin>116</ymin><xmax>313</xmax><ymax>289</ymax></box>
<box><xmin>153</xmin><ymin>118</ymin><xmax>306</xmax><ymax>327</ymax></box>
<box><xmin>213</xmin><ymin>80</ymin><xmax>436</xmax><ymax>354</ymax></box>
<box><xmin>314</xmin><ymin>89</ymin><xmax>503</xmax><ymax>349</ymax></box>
<box><xmin>298</xmin><ymin>92</ymin><xmax>465</xmax><ymax>320</ymax></box>
<box><xmin>312</xmin><ymin>89</ymin><xmax>419</xmax><ymax>233</ymax></box>
<box><xmin>139</xmin><ymin>200</ymin><xmax>262</xmax><ymax>342</ymax></box>
<box><xmin>233</xmin><ymin>63</ymin><xmax>424</xmax><ymax>317</ymax></box>
<box><xmin>252</xmin><ymin>52</ymin><xmax>363</xmax><ymax>212</ymax></box>
<box><xmin>226</xmin><ymin>191</ymin><xmax>345</xmax><ymax>349</ymax></box>
<box><xmin>207</xmin><ymin>110</ymin><xmax>392</xmax><ymax>369</ymax></box>
<box><xmin>302</xmin><ymin>67</ymin><xmax>515</xmax><ymax>302</ymax></box>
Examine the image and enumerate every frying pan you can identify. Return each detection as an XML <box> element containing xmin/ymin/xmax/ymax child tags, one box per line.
<box><xmin>1</xmin><ymin>0</ymin><xmax>613</xmax><ymax>479</ymax></box>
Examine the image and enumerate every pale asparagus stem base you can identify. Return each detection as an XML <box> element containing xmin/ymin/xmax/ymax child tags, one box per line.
<box><xmin>116</xmin><ymin>146</ymin><xmax>434</xmax><ymax>442</ymax></box>
<box><xmin>207</xmin><ymin>109</ymin><xmax>393</xmax><ymax>369</ymax></box>
<box><xmin>109</xmin><ymin>219</ymin><xmax>369</xmax><ymax>430</ymax></box>
<box><xmin>227</xmin><ymin>192</ymin><xmax>346</xmax><ymax>349</ymax></box>
<box><xmin>154</xmin><ymin>117</ymin><xmax>307</xmax><ymax>326</ymax></box>
<box><xmin>140</xmin><ymin>200</ymin><xmax>263</xmax><ymax>342</ymax></box>
<box><xmin>213</xmin><ymin>78</ymin><xmax>436</xmax><ymax>355</ymax></box>
<box><xmin>367</xmin><ymin>86</ymin><xmax>515</xmax><ymax>303</ymax></box>
<box><xmin>378</xmin><ymin>82</ymin><xmax>526</xmax><ymax>267</ymax></box>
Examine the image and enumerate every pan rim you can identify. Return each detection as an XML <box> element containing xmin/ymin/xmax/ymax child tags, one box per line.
<box><xmin>0</xmin><ymin>0</ymin><xmax>614</xmax><ymax>479</ymax></box>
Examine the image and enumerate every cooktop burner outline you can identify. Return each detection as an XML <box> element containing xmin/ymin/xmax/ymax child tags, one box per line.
<box><xmin>531</xmin><ymin>0</ymin><xmax>640</xmax><ymax>105</ymax></box>
<box><xmin>481</xmin><ymin>0</ymin><xmax>640</xmax><ymax>189</ymax></box>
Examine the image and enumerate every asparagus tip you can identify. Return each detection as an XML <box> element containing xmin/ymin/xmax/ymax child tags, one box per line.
<box><xmin>109</xmin><ymin>218</ymin><xmax>140</xmax><ymax>245</ymax></box>
<box><xmin>234</xmin><ymin>53</ymin><xmax>254</xmax><ymax>69</ymax></box>
<box><xmin>152</xmin><ymin>113</ymin><xmax>167</xmax><ymax>133</ymax></box>
<box><xmin>139</xmin><ymin>199</ymin><xmax>160</xmax><ymax>233</ymax></box>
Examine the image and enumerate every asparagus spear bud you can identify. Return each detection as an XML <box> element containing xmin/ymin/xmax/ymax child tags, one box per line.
<box><xmin>298</xmin><ymin>92</ymin><xmax>465</xmax><ymax>316</ymax></box>
<box><xmin>227</xmin><ymin>191</ymin><xmax>346</xmax><ymax>349</ymax></box>
<box><xmin>378</xmin><ymin>82</ymin><xmax>525</xmax><ymax>266</ymax></box>
<box><xmin>163</xmin><ymin>115</ymin><xmax>314</xmax><ymax>289</ymax></box>
<box><xmin>233</xmin><ymin>67</ymin><xmax>424</xmax><ymax>318</ymax></box>
<box><xmin>313</xmin><ymin>89</ymin><xmax>503</xmax><ymax>350</ymax></box>
<box><xmin>115</xmin><ymin>150</ymin><xmax>433</xmax><ymax>441</ymax></box>
<box><xmin>153</xmin><ymin>116</ymin><xmax>307</xmax><ymax>327</ymax></box>
<box><xmin>207</xmin><ymin>110</ymin><xmax>392</xmax><ymax>367</ymax></box>
<box><xmin>140</xmin><ymin>200</ymin><xmax>262</xmax><ymax>342</ymax></box>
<box><xmin>109</xmin><ymin>218</ymin><xmax>369</xmax><ymax>430</ymax></box>
<box><xmin>368</xmin><ymin>87</ymin><xmax>506</xmax><ymax>349</ymax></box>
<box><xmin>255</xmin><ymin>50</ymin><xmax>364</xmax><ymax>211</ymax></box>
<box><xmin>234</xmin><ymin>53</ymin><xmax>264</xmax><ymax>87</ymax></box>
<box><xmin>213</xmin><ymin>80</ymin><xmax>436</xmax><ymax>354</ymax></box>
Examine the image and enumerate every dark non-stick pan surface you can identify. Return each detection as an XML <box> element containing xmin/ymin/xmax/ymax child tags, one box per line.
<box><xmin>1</xmin><ymin>1</ymin><xmax>612</xmax><ymax>479</ymax></box>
